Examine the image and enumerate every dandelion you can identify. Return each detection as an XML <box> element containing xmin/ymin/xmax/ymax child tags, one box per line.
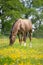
<box><xmin>38</xmin><ymin>63</ymin><xmax>42</xmax><ymax>65</ymax></box>
<box><xmin>9</xmin><ymin>54</ymin><xmax>17</xmax><ymax>60</ymax></box>
<box><xmin>27</xmin><ymin>62</ymin><xmax>32</xmax><ymax>65</ymax></box>
<box><xmin>18</xmin><ymin>62</ymin><xmax>24</xmax><ymax>65</ymax></box>
<box><xmin>4</xmin><ymin>63</ymin><xmax>7</xmax><ymax>65</ymax></box>
<box><xmin>10</xmin><ymin>63</ymin><xmax>15</xmax><ymax>65</ymax></box>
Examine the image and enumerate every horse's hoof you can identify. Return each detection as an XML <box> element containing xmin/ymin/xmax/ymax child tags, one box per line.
<box><xmin>29</xmin><ymin>43</ymin><xmax>32</xmax><ymax>48</ymax></box>
<box><xmin>24</xmin><ymin>43</ymin><xmax>26</xmax><ymax>46</ymax></box>
<box><xmin>9</xmin><ymin>43</ymin><xmax>13</xmax><ymax>46</ymax></box>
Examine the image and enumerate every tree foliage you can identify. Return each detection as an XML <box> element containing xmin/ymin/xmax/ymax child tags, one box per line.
<box><xmin>21</xmin><ymin>0</ymin><xmax>43</xmax><ymax>30</ymax></box>
<box><xmin>0</xmin><ymin>0</ymin><xmax>28</xmax><ymax>34</ymax></box>
<box><xmin>0</xmin><ymin>0</ymin><xmax>43</xmax><ymax>35</ymax></box>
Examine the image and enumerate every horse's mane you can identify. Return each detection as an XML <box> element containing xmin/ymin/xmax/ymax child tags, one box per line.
<box><xmin>9</xmin><ymin>19</ymin><xmax>18</xmax><ymax>38</ymax></box>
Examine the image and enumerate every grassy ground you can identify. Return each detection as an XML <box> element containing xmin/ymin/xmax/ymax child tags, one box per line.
<box><xmin>0</xmin><ymin>37</ymin><xmax>43</xmax><ymax>65</ymax></box>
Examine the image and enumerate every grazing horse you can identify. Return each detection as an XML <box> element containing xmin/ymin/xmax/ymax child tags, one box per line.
<box><xmin>9</xmin><ymin>18</ymin><xmax>32</xmax><ymax>47</ymax></box>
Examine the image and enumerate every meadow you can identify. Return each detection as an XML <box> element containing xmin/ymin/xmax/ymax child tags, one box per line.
<box><xmin>0</xmin><ymin>37</ymin><xmax>43</xmax><ymax>65</ymax></box>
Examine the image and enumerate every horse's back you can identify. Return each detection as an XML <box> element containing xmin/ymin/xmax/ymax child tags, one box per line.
<box><xmin>18</xmin><ymin>19</ymin><xmax>32</xmax><ymax>32</ymax></box>
<box><xmin>19</xmin><ymin>19</ymin><xmax>32</xmax><ymax>26</ymax></box>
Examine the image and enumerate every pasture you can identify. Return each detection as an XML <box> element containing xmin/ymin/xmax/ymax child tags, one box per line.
<box><xmin>0</xmin><ymin>37</ymin><xmax>43</xmax><ymax>65</ymax></box>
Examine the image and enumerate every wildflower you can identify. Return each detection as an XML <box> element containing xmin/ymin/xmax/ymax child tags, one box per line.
<box><xmin>4</xmin><ymin>63</ymin><xmax>7</xmax><ymax>65</ymax></box>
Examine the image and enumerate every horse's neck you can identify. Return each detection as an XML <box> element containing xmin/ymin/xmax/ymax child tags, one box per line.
<box><xmin>13</xmin><ymin>22</ymin><xmax>20</xmax><ymax>36</ymax></box>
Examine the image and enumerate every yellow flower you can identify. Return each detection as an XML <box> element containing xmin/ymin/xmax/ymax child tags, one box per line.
<box><xmin>10</xmin><ymin>63</ymin><xmax>15</xmax><ymax>65</ymax></box>
<box><xmin>4</xmin><ymin>63</ymin><xmax>7</xmax><ymax>65</ymax></box>
<box><xmin>9</xmin><ymin>54</ymin><xmax>17</xmax><ymax>60</ymax></box>
<box><xmin>18</xmin><ymin>62</ymin><xmax>24</xmax><ymax>65</ymax></box>
<box><xmin>27</xmin><ymin>62</ymin><xmax>32</xmax><ymax>65</ymax></box>
<box><xmin>38</xmin><ymin>63</ymin><xmax>42</xmax><ymax>65</ymax></box>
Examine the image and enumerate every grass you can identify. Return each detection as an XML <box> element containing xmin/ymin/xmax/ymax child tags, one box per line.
<box><xmin>0</xmin><ymin>37</ymin><xmax>43</xmax><ymax>65</ymax></box>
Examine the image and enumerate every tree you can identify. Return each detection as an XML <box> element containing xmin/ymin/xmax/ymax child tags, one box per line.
<box><xmin>0</xmin><ymin>0</ymin><xmax>28</xmax><ymax>34</ymax></box>
<box><xmin>21</xmin><ymin>0</ymin><xmax>43</xmax><ymax>27</ymax></box>
<box><xmin>0</xmin><ymin>0</ymin><xmax>43</xmax><ymax>36</ymax></box>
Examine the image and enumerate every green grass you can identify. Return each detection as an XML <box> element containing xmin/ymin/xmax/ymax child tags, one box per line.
<box><xmin>0</xmin><ymin>37</ymin><xmax>43</xmax><ymax>65</ymax></box>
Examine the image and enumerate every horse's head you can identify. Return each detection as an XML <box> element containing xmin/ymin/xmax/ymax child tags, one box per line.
<box><xmin>9</xmin><ymin>31</ymin><xmax>16</xmax><ymax>45</ymax></box>
<box><xmin>9</xmin><ymin>20</ymin><xmax>18</xmax><ymax>45</ymax></box>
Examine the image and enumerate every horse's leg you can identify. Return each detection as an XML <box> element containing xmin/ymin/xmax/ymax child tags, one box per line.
<box><xmin>29</xmin><ymin>32</ymin><xmax>32</xmax><ymax>47</ymax></box>
<box><xmin>19</xmin><ymin>35</ymin><xmax>22</xmax><ymax>45</ymax></box>
<box><xmin>18</xmin><ymin>33</ymin><xmax>22</xmax><ymax>45</ymax></box>
<box><xmin>23</xmin><ymin>33</ymin><xmax>26</xmax><ymax>46</ymax></box>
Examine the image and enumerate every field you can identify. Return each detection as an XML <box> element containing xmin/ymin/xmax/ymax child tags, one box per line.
<box><xmin>0</xmin><ymin>37</ymin><xmax>43</xmax><ymax>65</ymax></box>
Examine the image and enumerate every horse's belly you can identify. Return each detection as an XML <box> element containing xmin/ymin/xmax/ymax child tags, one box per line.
<box><xmin>25</xmin><ymin>24</ymin><xmax>32</xmax><ymax>32</ymax></box>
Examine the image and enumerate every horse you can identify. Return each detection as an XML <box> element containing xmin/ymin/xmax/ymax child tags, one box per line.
<box><xmin>9</xmin><ymin>18</ymin><xmax>32</xmax><ymax>47</ymax></box>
